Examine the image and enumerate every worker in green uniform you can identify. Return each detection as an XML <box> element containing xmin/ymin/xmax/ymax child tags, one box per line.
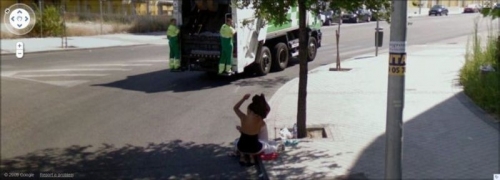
<box><xmin>219</xmin><ymin>17</ymin><xmax>236</xmax><ymax>75</ymax></box>
<box><xmin>167</xmin><ymin>18</ymin><xmax>181</xmax><ymax>71</ymax></box>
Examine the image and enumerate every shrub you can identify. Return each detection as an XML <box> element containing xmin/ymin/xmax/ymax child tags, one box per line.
<box><xmin>29</xmin><ymin>5</ymin><xmax>65</xmax><ymax>37</ymax></box>
<box><xmin>128</xmin><ymin>15</ymin><xmax>170</xmax><ymax>33</ymax></box>
<box><xmin>459</xmin><ymin>20</ymin><xmax>500</xmax><ymax>119</ymax></box>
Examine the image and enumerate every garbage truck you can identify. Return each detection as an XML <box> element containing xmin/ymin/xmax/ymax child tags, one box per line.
<box><xmin>173</xmin><ymin>0</ymin><xmax>323</xmax><ymax>76</ymax></box>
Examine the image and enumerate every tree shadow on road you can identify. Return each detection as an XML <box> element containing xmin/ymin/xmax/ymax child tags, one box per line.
<box><xmin>347</xmin><ymin>92</ymin><xmax>499</xmax><ymax>179</ymax></box>
<box><xmin>1</xmin><ymin>140</ymin><xmax>257</xmax><ymax>179</ymax></box>
<box><xmin>92</xmin><ymin>69</ymin><xmax>292</xmax><ymax>93</ymax></box>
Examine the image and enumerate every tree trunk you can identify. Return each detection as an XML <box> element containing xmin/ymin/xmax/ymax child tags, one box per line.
<box><xmin>297</xmin><ymin>0</ymin><xmax>308</xmax><ymax>138</ymax></box>
<box><xmin>497</xmin><ymin>36</ymin><xmax>500</xmax><ymax>117</ymax></box>
<box><xmin>336</xmin><ymin>16</ymin><xmax>341</xmax><ymax>70</ymax></box>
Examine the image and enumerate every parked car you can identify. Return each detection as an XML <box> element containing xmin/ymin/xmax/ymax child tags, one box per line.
<box><xmin>342</xmin><ymin>8</ymin><xmax>372</xmax><ymax>23</ymax></box>
<box><xmin>463</xmin><ymin>4</ymin><xmax>481</xmax><ymax>13</ymax></box>
<box><xmin>428</xmin><ymin>5</ymin><xmax>449</xmax><ymax>16</ymax></box>
<box><xmin>319</xmin><ymin>9</ymin><xmax>342</xmax><ymax>26</ymax></box>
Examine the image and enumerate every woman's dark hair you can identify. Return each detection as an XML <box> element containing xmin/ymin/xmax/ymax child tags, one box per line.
<box><xmin>248</xmin><ymin>94</ymin><xmax>271</xmax><ymax>119</ymax></box>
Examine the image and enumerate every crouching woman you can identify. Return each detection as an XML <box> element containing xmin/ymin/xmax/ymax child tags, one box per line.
<box><xmin>232</xmin><ymin>93</ymin><xmax>273</xmax><ymax>165</ymax></box>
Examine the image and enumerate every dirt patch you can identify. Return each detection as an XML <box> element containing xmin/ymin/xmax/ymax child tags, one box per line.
<box><xmin>1</xmin><ymin>22</ymin><xmax>132</xmax><ymax>39</ymax></box>
<box><xmin>65</xmin><ymin>22</ymin><xmax>131</xmax><ymax>36</ymax></box>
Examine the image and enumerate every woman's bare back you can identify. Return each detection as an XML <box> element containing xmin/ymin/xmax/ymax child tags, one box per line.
<box><xmin>239</xmin><ymin>115</ymin><xmax>263</xmax><ymax>135</ymax></box>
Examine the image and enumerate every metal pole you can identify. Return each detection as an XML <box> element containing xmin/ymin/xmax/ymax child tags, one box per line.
<box><xmin>100</xmin><ymin>0</ymin><xmax>103</xmax><ymax>35</ymax></box>
<box><xmin>385</xmin><ymin>0</ymin><xmax>407</xmax><ymax>179</ymax></box>
<box><xmin>418</xmin><ymin>0</ymin><xmax>422</xmax><ymax>14</ymax></box>
<box><xmin>376</xmin><ymin>19</ymin><xmax>380</xmax><ymax>56</ymax></box>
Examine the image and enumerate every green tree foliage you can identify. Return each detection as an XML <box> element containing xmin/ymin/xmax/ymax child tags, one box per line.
<box><xmin>480</xmin><ymin>6</ymin><xmax>500</xmax><ymax>20</ymax></box>
<box><xmin>329</xmin><ymin>0</ymin><xmax>391</xmax><ymax>22</ymax></box>
<box><xmin>236</xmin><ymin>0</ymin><xmax>391</xmax><ymax>26</ymax></box>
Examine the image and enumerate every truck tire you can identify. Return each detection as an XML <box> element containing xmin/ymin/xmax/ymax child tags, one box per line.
<box><xmin>254</xmin><ymin>46</ymin><xmax>272</xmax><ymax>76</ymax></box>
<box><xmin>307</xmin><ymin>37</ymin><xmax>318</xmax><ymax>62</ymax></box>
<box><xmin>272</xmin><ymin>43</ymin><xmax>289</xmax><ymax>71</ymax></box>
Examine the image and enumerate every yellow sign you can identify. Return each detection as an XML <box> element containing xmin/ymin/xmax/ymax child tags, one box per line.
<box><xmin>388</xmin><ymin>53</ymin><xmax>406</xmax><ymax>76</ymax></box>
<box><xmin>389</xmin><ymin>66</ymin><xmax>405</xmax><ymax>75</ymax></box>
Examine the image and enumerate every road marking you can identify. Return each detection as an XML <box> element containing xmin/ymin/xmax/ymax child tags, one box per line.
<box><xmin>21</xmin><ymin>68</ymin><xmax>131</xmax><ymax>72</ymax></box>
<box><xmin>42</xmin><ymin>80</ymin><xmax>89</xmax><ymax>87</ymax></box>
<box><xmin>2</xmin><ymin>75</ymin><xmax>89</xmax><ymax>87</ymax></box>
<box><xmin>77</xmin><ymin>64</ymin><xmax>152</xmax><ymax>67</ymax></box>
<box><xmin>129</xmin><ymin>60</ymin><xmax>169</xmax><ymax>63</ymax></box>
<box><xmin>0</xmin><ymin>68</ymin><xmax>131</xmax><ymax>78</ymax></box>
<box><xmin>15</xmin><ymin>74</ymin><xmax>108</xmax><ymax>78</ymax></box>
<box><xmin>0</xmin><ymin>68</ymin><xmax>131</xmax><ymax>87</ymax></box>
<box><xmin>1</xmin><ymin>72</ymin><xmax>18</xmax><ymax>77</ymax></box>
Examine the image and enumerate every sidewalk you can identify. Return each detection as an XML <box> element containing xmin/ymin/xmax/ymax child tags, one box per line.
<box><xmin>263</xmin><ymin>36</ymin><xmax>499</xmax><ymax>179</ymax></box>
<box><xmin>0</xmin><ymin>33</ymin><xmax>168</xmax><ymax>55</ymax></box>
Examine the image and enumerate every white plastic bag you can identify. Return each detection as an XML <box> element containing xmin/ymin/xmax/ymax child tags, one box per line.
<box><xmin>279</xmin><ymin>128</ymin><xmax>293</xmax><ymax>140</ymax></box>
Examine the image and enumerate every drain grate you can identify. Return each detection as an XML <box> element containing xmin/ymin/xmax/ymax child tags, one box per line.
<box><xmin>329</xmin><ymin>68</ymin><xmax>352</xmax><ymax>72</ymax></box>
<box><xmin>307</xmin><ymin>127</ymin><xmax>328</xmax><ymax>138</ymax></box>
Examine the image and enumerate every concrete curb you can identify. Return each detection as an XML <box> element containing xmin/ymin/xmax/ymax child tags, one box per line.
<box><xmin>0</xmin><ymin>44</ymin><xmax>156</xmax><ymax>56</ymax></box>
<box><xmin>255</xmin><ymin>158</ymin><xmax>270</xmax><ymax>180</ymax></box>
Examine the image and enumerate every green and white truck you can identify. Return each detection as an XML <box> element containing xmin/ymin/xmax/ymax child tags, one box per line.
<box><xmin>173</xmin><ymin>0</ymin><xmax>323</xmax><ymax>76</ymax></box>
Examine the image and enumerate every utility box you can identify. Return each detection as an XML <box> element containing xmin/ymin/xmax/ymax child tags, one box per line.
<box><xmin>375</xmin><ymin>31</ymin><xmax>383</xmax><ymax>47</ymax></box>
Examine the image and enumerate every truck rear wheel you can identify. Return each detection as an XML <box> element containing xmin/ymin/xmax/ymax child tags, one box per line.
<box><xmin>307</xmin><ymin>37</ymin><xmax>318</xmax><ymax>62</ymax></box>
<box><xmin>254</xmin><ymin>46</ymin><xmax>272</xmax><ymax>76</ymax></box>
<box><xmin>272</xmin><ymin>43</ymin><xmax>289</xmax><ymax>71</ymax></box>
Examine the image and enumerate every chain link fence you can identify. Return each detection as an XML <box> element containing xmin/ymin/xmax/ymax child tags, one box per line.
<box><xmin>1</xmin><ymin>0</ymin><xmax>173</xmax><ymax>39</ymax></box>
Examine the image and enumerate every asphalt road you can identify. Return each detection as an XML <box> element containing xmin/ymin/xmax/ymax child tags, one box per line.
<box><xmin>0</xmin><ymin>13</ymin><xmax>494</xmax><ymax>179</ymax></box>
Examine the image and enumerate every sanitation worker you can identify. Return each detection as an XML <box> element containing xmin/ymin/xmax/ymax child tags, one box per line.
<box><xmin>167</xmin><ymin>18</ymin><xmax>181</xmax><ymax>71</ymax></box>
<box><xmin>219</xmin><ymin>17</ymin><xmax>236</xmax><ymax>75</ymax></box>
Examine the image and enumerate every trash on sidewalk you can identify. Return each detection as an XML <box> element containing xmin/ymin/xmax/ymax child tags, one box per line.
<box><xmin>480</xmin><ymin>64</ymin><xmax>496</xmax><ymax>73</ymax></box>
<box><xmin>277</xmin><ymin>127</ymin><xmax>301</xmax><ymax>146</ymax></box>
<box><xmin>283</xmin><ymin>139</ymin><xmax>299</xmax><ymax>147</ymax></box>
<box><xmin>279</xmin><ymin>127</ymin><xmax>293</xmax><ymax>139</ymax></box>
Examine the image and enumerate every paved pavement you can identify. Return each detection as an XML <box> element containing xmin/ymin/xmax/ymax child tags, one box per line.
<box><xmin>1</xmin><ymin>32</ymin><xmax>167</xmax><ymax>55</ymax></box>
<box><xmin>262</xmin><ymin>35</ymin><xmax>499</xmax><ymax>179</ymax></box>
